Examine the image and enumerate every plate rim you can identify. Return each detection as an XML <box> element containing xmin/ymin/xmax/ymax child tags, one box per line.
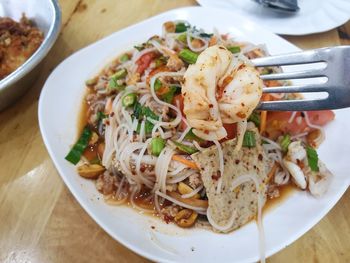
<box><xmin>196</xmin><ymin>0</ymin><xmax>350</xmax><ymax>36</ymax></box>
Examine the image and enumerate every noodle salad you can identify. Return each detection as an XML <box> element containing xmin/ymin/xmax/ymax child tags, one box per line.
<box><xmin>65</xmin><ymin>21</ymin><xmax>335</xmax><ymax>261</ymax></box>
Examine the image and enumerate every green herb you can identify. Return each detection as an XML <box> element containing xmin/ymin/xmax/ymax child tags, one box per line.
<box><xmin>150</xmin><ymin>137</ymin><xmax>166</xmax><ymax>156</ymax></box>
<box><xmin>307</xmin><ymin>146</ymin><xmax>319</xmax><ymax>172</ymax></box>
<box><xmin>177</xmin><ymin>33</ymin><xmax>187</xmax><ymax>43</ymax></box>
<box><xmin>179</xmin><ymin>49</ymin><xmax>199</xmax><ymax>64</ymax></box>
<box><xmin>119</xmin><ymin>54</ymin><xmax>129</xmax><ymax>63</ymax></box>
<box><xmin>96</xmin><ymin>111</ymin><xmax>107</xmax><ymax>121</ymax></box>
<box><xmin>122</xmin><ymin>93</ymin><xmax>137</xmax><ymax>107</ymax></box>
<box><xmin>154</xmin><ymin>78</ymin><xmax>163</xmax><ymax>91</ymax></box>
<box><xmin>65</xmin><ymin>127</ymin><xmax>92</xmax><ymax>165</ymax></box>
<box><xmin>242</xmin><ymin>131</ymin><xmax>256</xmax><ymax>148</ymax></box>
<box><xmin>172</xmin><ymin>140</ymin><xmax>198</xmax><ymax>154</ymax></box>
<box><xmin>111</xmin><ymin>68</ymin><xmax>127</xmax><ymax>80</ymax></box>
<box><xmin>228</xmin><ymin>46</ymin><xmax>241</xmax><ymax>54</ymax></box>
<box><xmin>134</xmin><ymin>44</ymin><xmax>145</xmax><ymax>51</ymax></box>
<box><xmin>133</xmin><ymin>101</ymin><xmax>143</xmax><ymax>119</ymax></box>
<box><xmin>199</xmin><ymin>32</ymin><xmax>213</xmax><ymax>38</ymax></box>
<box><xmin>175</xmin><ymin>22</ymin><xmax>189</xmax><ymax>33</ymax></box>
<box><xmin>133</xmin><ymin>102</ymin><xmax>159</xmax><ymax>134</ymax></box>
<box><xmin>161</xmin><ymin>86</ymin><xmax>180</xmax><ymax>103</ymax></box>
<box><xmin>280</xmin><ymin>134</ymin><xmax>291</xmax><ymax>152</ymax></box>
<box><xmin>142</xmin><ymin>106</ymin><xmax>159</xmax><ymax>120</ymax></box>
<box><xmin>184</xmin><ymin>128</ymin><xmax>203</xmax><ymax>142</ymax></box>
<box><xmin>248</xmin><ymin>112</ymin><xmax>261</xmax><ymax>127</ymax></box>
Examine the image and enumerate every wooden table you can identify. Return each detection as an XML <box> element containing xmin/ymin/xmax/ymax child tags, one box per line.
<box><xmin>0</xmin><ymin>1</ymin><xmax>349</xmax><ymax>262</ymax></box>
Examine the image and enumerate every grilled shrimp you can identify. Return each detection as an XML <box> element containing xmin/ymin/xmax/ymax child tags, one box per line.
<box><xmin>182</xmin><ymin>45</ymin><xmax>263</xmax><ymax>140</ymax></box>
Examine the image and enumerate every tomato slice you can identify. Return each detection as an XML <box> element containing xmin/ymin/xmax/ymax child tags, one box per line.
<box><xmin>266</xmin><ymin>110</ymin><xmax>335</xmax><ymax>139</ymax></box>
<box><xmin>223</xmin><ymin>123</ymin><xmax>237</xmax><ymax>140</ymax></box>
<box><xmin>136</xmin><ymin>52</ymin><xmax>157</xmax><ymax>74</ymax></box>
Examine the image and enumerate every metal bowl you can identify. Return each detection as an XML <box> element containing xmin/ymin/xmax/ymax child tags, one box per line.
<box><xmin>0</xmin><ymin>0</ymin><xmax>61</xmax><ymax>111</ymax></box>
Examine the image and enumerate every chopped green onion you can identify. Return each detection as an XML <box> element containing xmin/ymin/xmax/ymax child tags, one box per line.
<box><xmin>111</xmin><ymin>68</ymin><xmax>127</xmax><ymax>80</ymax></box>
<box><xmin>177</xmin><ymin>33</ymin><xmax>187</xmax><ymax>43</ymax></box>
<box><xmin>184</xmin><ymin>128</ymin><xmax>204</xmax><ymax>142</ymax></box>
<box><xmin>150</xmin><ymin>137</ymin><xmax>166</xmax><ymax>156</ymax></box>
<box><xmin>108</xmin><ymin>78</ymin><xmax>125</xmax><ymax>91</ymax></box>
<box><xmin>122</xmin><ymin>93</ymin><xmax>137</xmax><ymax>107</ymax></box>
<box><xmin>307</xmin><ymin>146</ymin><xmax>319</xmax><ymax>172</ymax></box>
<box><xmin>175</xmin><ymin>22</ymin><xmax>189</xmax><ymax>33</ymax></box>
<box><xmin>108</xmin><ymin>68</ymin><xmax>127</xmax><ymax>90</ymax></box>
<box><xmin>280</xmin><ymin>134</ymin><xmax>291</xmax><ymax>152</ymax></box>
<box><xmin>179</xmin><ymin>49</ymin><xmax>199</xmax><ymax>64</ymax></box>
<box><xmin>65</xmin><ymin>127</ymin><xmax>92</xmax><ymax>165</ymax></box>
<box><xmin>228</xmin><ymin>46</ymin><xmax>241</xmax><ymax>54</ymax></box>
<box><xmin>154</xmin><ymin>78</ymin><xmax>163</xmax><ymax>91</ymax></box>
<box><xmin>242</xmin><ymin>131</ymin><xmax>256</xmax><ymax>148</ymax></box>
<box><xmin>248</xmin><ymin>112</ymin><xmax>261</xmax><ymax>127</ymax></box>
<box><xmin>172</xmin><ymin>140</ymin><xmax>198</xmax><ymax>155</ymax></box>
<box><xmin>119</xmin><ymin>54</ymin><xmax>129</xmax><ymax>63</ymax></box>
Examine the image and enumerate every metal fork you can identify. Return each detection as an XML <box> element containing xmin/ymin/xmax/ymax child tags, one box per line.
<box><xmin>252</xmin><ymin>46</ymin><xmax>350</xmax><ymax>111</ymax></box>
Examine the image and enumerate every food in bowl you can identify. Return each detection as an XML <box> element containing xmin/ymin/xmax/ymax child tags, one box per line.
<box><xmin>65</xmin><ymin>21</ymin><xmax>334</xmax><ymax>261</ymax></box>
<box><xmin>0</xmin><ymin>14</ymin><xmax>44</xmax><ymax>80</ymax></box>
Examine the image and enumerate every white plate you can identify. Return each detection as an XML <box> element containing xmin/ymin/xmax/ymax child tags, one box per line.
<box><xmin>39</xmin><ymin>6</ymin><xmax>350</xmax><ymax>263</ymax></box>
<box><xmin>196</xmin><ymin>0</ymin><xmax>350</xmax><ymax>35</ymax></box>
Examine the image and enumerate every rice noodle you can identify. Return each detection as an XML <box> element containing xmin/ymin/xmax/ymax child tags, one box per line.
<box><xmin>303</xmin><ymin>111</ymin><xmax>325</xmax><ymax>145</ymax></box>
<box><xmin>149</xmin><ymin>39</ymin><xmax>176</xmax><ymax>56</ymax></box>
<box><xmin>176</xmin><ymin>117</ymin><xmax>192</xmax><ymax>142</ymax></box>
<box><xmin>154</xmin><ymin>147</ymin><xmax>175</xmax><ymax>193</ymax></box>
<box><xmin>149</xmin><ymin>72</ymin><xmax>184</xmax><ymax>128</ymax></box>
<box><xmin>213</xmin><ymin>140</ymin><xmax>224</xmax><ymax>194</ymax></box>
<box><xmin>181</xmin><ymin>185</ymin><xmax>203</xmax><ymax>199</ymax></box>
<box><xmin>207</xmin><ymin>207</ymin><xmax>237</xmax><ymax>232</ymax></box>
<box><xmin>167</xmin><ymin>170</ymin><xmax>197</xmax><ymax>184</ymax></box>
<box><xmin>186</xmin><ymin>30</ymin><xmax>209</xmax><ymax>52</ymax></box>
<box><xmin>132</xmin><ymin>47</ymin><xmax>157</xmax><ymax>63</ymax></box>
<box><xmin>155</xmin><ymin>190</ymin><xmax>207</xmax><ymax>213</ymax></box>
<box><xmin>193</xmin><ymin>140</ymin><xmax>206</xmax><ymax>152</ymax></box>
<box><xmin>291</xmin><ymin>132</ymin><xmax>308</xmax><ymax>140</ymax></box>
<box><xmin>261</xmin><ymin>136</ymin><xmax>282</xmax><ymax>150</ymax></box>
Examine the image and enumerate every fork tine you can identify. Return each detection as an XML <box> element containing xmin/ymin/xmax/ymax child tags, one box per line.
<box><xmin>257</xmin><ymin>99</ymin><xmax>331</xmax><ymax>111</ymax></box>
<box><xmin>251</xmin><ymin>49</ymin><xmax>325</xmax><ymax>67</ymax></box>
<box><xmin>260</xmin><ymin>68</ymin><xmax>326</xmax><ymax>81</ymax></box>
<box><xmin>263</xmin><ymin>84</ymin><xmax>327</xmax><ymax>93</ymax></box>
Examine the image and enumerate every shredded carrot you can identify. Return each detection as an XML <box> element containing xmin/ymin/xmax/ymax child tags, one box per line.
<box><xmin>105</xmin><ymin>97</ymin><xmax>113</xmax><ymax>114</ymax></box>
<box><xmin>267</xmin><ymin>162</ymin><xmax>278</xmax><ymax>182</ymax></box>
<box><xmin>260</xmin><ymin>94</ymin><xmax>271</xmax><ymax>134</ymax></box>
<box><xmin>172</xmin><ymin>155</ymin><xmax>199</xmax><ymax>170</ymax></box>
<box><xmin>260</xmin><ymin>110</ymin><xmax>267</xmax><ymax>134</ymax></box>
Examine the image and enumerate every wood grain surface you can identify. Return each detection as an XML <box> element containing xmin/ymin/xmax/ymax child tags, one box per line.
<box><xmin>0</xmin><ymin>1</ymin><xmax>349</xmax><ymax>262</ymax></box>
